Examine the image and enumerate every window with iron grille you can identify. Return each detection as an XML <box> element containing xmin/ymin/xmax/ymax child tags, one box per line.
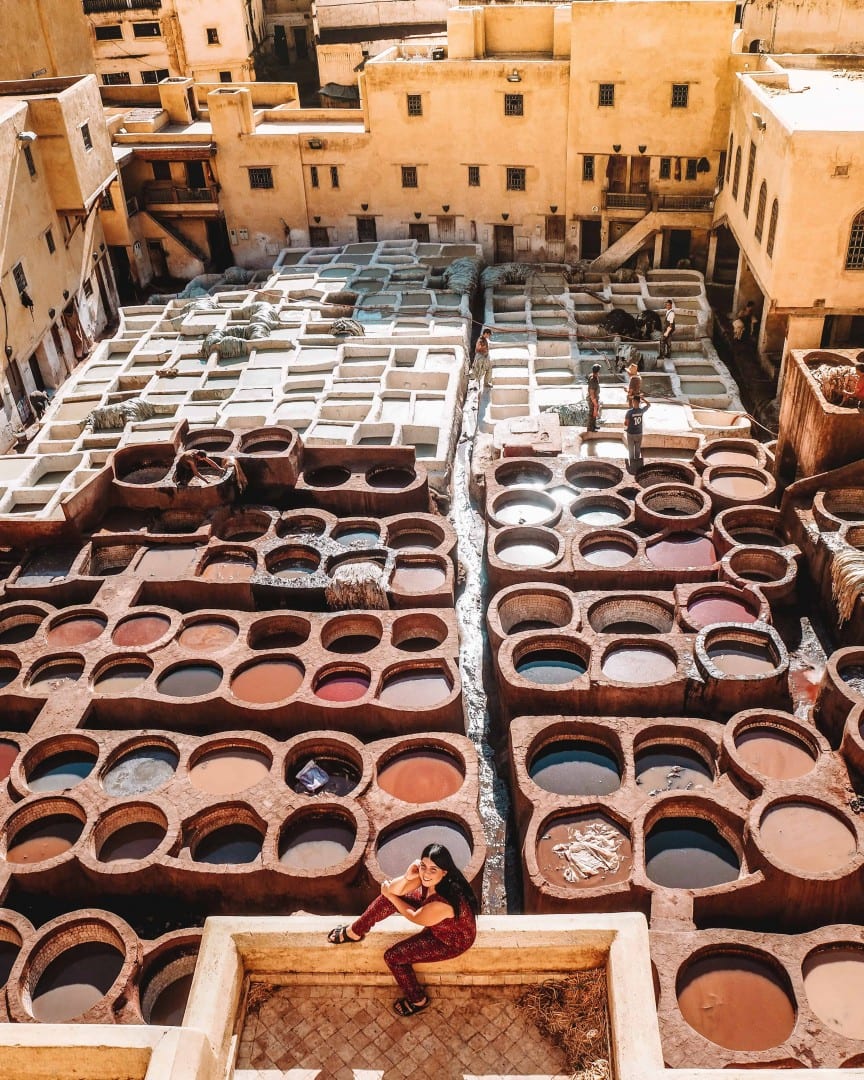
<box><xmin>406</xmin><ymin>94</ymin><xmax>422</xmax><ymax>116</ymax></box>
<box><xmin>743</xmin><ymin>143</ymin><xmax>756</xmax><ymax>216</ymax></box>
<box><xmin>671</xmin><ymin>83</ymin><xmax>689</xmax><ymax>108</ymax></box>
<box><xmin>754</xmin><ymin>181</ymin><xmax>767</xmax><ymax>242</ymax></box>
<box><xmin>102</xmin><ymin>72</ymin><xmax>130</xmax><ymax>84</ymax></box>
<box><xmin>12</xmin><ymin>263</ymin><xmax>27</xmax><ymax>295</ymax></box>
<box><xmin>248</xmin><ymin>167</ymin><xmax>273</xmax><ymax>189</ymax></box>
<box><xmin>726</xmin><ymin>135</ymin><xmax>734</xmax><ymax>183</ymax></box>
<box><xmin>357</xmin><ymin>216</ymin><xmax>377</xmax><ymax>242</ymax></box>
<box><xmin>504</xmin><ymin>93</ymin><xmax>523</xmax><ymax>116</ymax></box>
<box><xmin>659</xmin><ymin>157</ymin><xmax>671</xmax><ymax>180</ymax></box>
<box><xmin>100</xmin><ymin>189</ymin><xmax>114</xmax><ymax>210</ymax></box>
<box><xmin>310</xmin><ymin>166</ymin><xmax>319</xmax><ymax>188</ymax></box>
<box><xmin>766</xmin><ymin>199</ymin><xmax>779</xmax><ymax>258</ymax></box>
<box><xmin>846</xmin><ymin>210</ymin><xmax>864</xmax><ymax>269</ymax></box>
<box><xmin>506</xmin><ymin>167</ymin><xmax>526</xmax><ymax>191</ymax></box>
<box><xmin>94</xmin><ymin>24</ymin><xmax>122</xmax><ymax>39</ymax></box>
<box><xmin>582</xmin><ymin>155</ymin><xmax>594</xmax><ymax>181</ymax></box>
<box><xmin>468</xmin><ymin>165</ymin><xmax>480</xmax><ymax>187</ymax></box>
<box><xmin>598</xmin><ymin>83</ymin><xmax>614</xmax><ymax>107</ymax></box>
<box><xmin>685</xmin><ymin>158</ymin><xmax>698</xmax><ymax>181</ymax></box>
<box><xmin>731</xmin><ymin>147</ymin><xmax>742</xmax><ymax>199</ymax></box>
<box><xmin>401</xmin><ymin>166</ymin><xmax>418</xmax><ymax>188</ymax></box>
<box><xmin>206</xmin><ymin>27</ymin><xmax>219</xmax><ymax>44</ymax></box>
<box><xmin>23</xmin><ymin>145</ymin><xmax>36</xmax><ymax>177</ymax></box>
<box><xmin>81</xmin><ymin>122</ymin><xmax>93</xmax><ymax>150</ymax></box>
<box><xmin>142</xmin><ymin>69</ymin><xmax>169</xmax><ymax>83</ymax></box>
<box><xmin>133</xmin><ymin>21</ymin><xmax>160</xmax><ymax>36</ymax></box>
<box><xmin>330</xmin><ymin>165</ymin><xmax>339</xmax><ymax>189</ymax></box>
<box><xmin>45</xmin><ymin>229</ymin><xmax>56</xmax><ymax>255</ymax></box>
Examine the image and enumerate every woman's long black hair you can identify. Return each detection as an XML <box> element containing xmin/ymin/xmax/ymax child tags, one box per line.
<box><xmin>422</xmin><ymin>843</ymin><xmax>479</xmax><ymax>914</ymax></box>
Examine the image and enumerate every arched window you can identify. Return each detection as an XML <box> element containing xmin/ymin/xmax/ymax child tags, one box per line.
<box><xmin>726</xmin><ymin>134</ymin><xmax>734</xmax><ymax>184</ymax></box>
<box><xmin>731</xmin><ymin>147</ymin><xmax>742</xmax><ymax>200</ymax></box>
<box><xmin>754</xmin><ymin>182</ymin><xmax>768</xmax><ymax>242</ymax></box>
<box><xmin>846</xmin><ymin>209</ymin><xmax>864</xmax><ymax>270</ymax></box>
<box><xmin>766</xmin><ymin>200</ymin><xmax>779</xmax><ymax>258</ymax></box>
<box><xmin>743</xmin><ymin>143</ymin><xmax>756</xmax><ymax>216</ymax></box>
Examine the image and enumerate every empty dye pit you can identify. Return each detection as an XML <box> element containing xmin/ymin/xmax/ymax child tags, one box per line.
<box><xmin>189</xmin><ymin>748</ymin><xmax>271</xmax><ymax>795</ymax></box>
<box><xmin>759</xmin><ymin>802</ymin><xmax>856</xmax><ymax>874</ymax></box>
<box><xmin>30</xmin><ymin>942</ymin><xmax>125</xmax><ymax>1022</ymax></box>
<box><xmin>278</xmin><ymin>818</ymin><xmax>356</xmax><ymax>869</ymax></box>
<box><xmin>644</xmin><ymin>817</ymin><xmax>740</xmax><ymax>889</ymax></box>
<box><xmin>5</xmin><ymin>816</ymin><xmax>83</xmax><ymax>864</ymax></box>
<box><xmin>98</xmin><ymin>821</ymin><xmax>165</xmax><ymax>862</ymax></box>
<box><xmin>376</xmin><ymin>819</ymin><xmax>472</xmax><ymax>877</ymax></box>
<box><xmin>803</xmin><ymin>946</ymin><xmax>864</xmax><ymax>1040</ymax></box>
<box><xmin>516</xmin><ymin>649</ymin><xmax>587</xmax><ymax>684</ymax></box>
<box><xmin>379</xmin><ymin>670</ymin><xmax>451</xmax><ymax>706</ymax></box>
<box><xmin>602</xmin><ymin>646</ymin><xmax>677</xmax><ymax>684</ymax></box>
<box><xmin>101</xmin><ymin>747</ymin><xmax>178</xmax><ymax>796</ymax></box>
<box><xmin>635</xmin><ymin>747</ymin><xmax>713</xmax><ymax>794</ymax></box>
<box><xmin>734</xmin><ymin>728</ymin><xmax>816</xmax><ymax>780</ymax></box>
<box><xmin>231</xmin><ymin>660</ymin><xmax>304</xmax><ymax>704</ymax></box>
<box><xmin>529</xmin><ymin>740</ymin><xmax>621</xmax><ymax>796</ymax></box>
<box><xmin>28</xmin><ymin>752</ymin><xmax>96</xmax><ymax>792</ymax></box>
<box><xmin>377</xmin><ymin>748</ymin><xmax>464</xmax><ymax>802</ymax></box>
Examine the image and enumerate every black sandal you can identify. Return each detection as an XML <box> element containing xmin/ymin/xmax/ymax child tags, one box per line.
<box><xmin>393</xmin><ymin>996</ymin><xmax>429</xmax><ymax>1017</ymax></box>
<box><xmin>327</xmin><ymin>925</ymin><xmax>362</xmax><ymax>945</ymax></box>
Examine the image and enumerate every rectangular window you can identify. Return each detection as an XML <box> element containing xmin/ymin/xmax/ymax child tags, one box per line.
<box><xmin>504</xmin><ymin>93</ymin><xmax>523</xmax><ymax>116</ymax></box>
<box><xmin>81</xmin><ymin>122</ymin><xmax>93</xmax><ymax>150</ymax></box>
<box><xmin>23</xmin><ymin>145</ymin><xmax>36</xmax><ymax>178</ymax></box>
<box><xmin>100</xmin><ymin>189</ymin><xmax>115</xmax><ymax>210</ymax></box>
<box><xmin>598</xmin><ymin>83</ymin><xmax>615</xmax><ymax>107</ymax></box>
<box><xmin>582</xmin><ymin>155</ymin><xmax>595</xmax><ymax>182</ymax></box>
<box><xmin>219</xmin><ymin>71</ymin><xmax>232</xmax><ymax>83</ymax></box>
<box><xmin>401</xmin><ymin>165</ymin><xmax>418</xmax><ymax>188</ymax></box>
<box><xmin>743</xmin><ymin>142</ymin><xmax>757</xmax><ymax>216</ymax></box>
<box><xmin>468</xmin><ymin>165</ymin><xmax>480</xmax><ymax>187</ymax></box>
<box><xmin>206</xmin><ymin>27</ymin><xmax>220</xmax><ymax>44</ymax></box>
<box><xmin>12</xmin><ymin>262</ymin><xmax>27</xmax><ymax>295</ymax></box>
<box><xmin>310</xmin><ymin>165</ymin><xmax>319</xmax><ymax>188</ymax></box>
<box><xmin>248</xmin><ymin>167</ymin><xmax>274</xmax><ymax>189</ymax></box>
<box><xmin>152</xmin><ymin>161</ymin><xmax>171</xmax><ymax>181</ymax></box>
<box><xmin>45</xmin><ymin>229</ymin><xmax>56</xmax><ymax>255</ymax></box>
<box><xmin>133</xmin><ymin>21</ymin><xmax>161</xmax><ymax>37</ymax></box>
<box><xmin>406</xmin><ymin>93</ymin><xmax>422</xmax><ymax>117</ymax></box>
<box><xmin>685</xmin><ymin>158</ymin><xmax>698</xmax><ymax>181</ymax></box>
<box><xmin>142</xmin><ymin>69</ymin><xmax>169</xmax><ymax>84</ymax></box>
<box><xmin>102</xmin><ymin>72</ymin><xmax>131</xmax><ymax>85</ymax></box>
<box><xmin>94</xmin><ymin>24</ymin><xmax>122</xmax><ymax>40</ymax></box>
<box><xmin>671</xmin><ymin>83</ymin><xmax>689</xmax><ymax>108</ymax></box>
<box><xmin>659</xmin><ymin>157</ymin><xmax>672</xmax><ymax>180</ymax></box>
<box><xmin>330</xmin><ymin>165</ymin><xmax>339</xmax><ymax>188</ymax></box>
<box><xmin>506</xmin><ymin>167</ymin><xmax>526</xmax><ymax>191</ymax></box>
<box><xmin>717</xmin><ymin>150</ymin><xmax>727</xmax><ymax>191</ymax></box>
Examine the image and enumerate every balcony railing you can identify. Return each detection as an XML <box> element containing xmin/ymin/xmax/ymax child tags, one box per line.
<box><xmin>83</xmin><ymin>0</ymin><xmax>161</xmax><ymax>11</ymax></box>
<box><xmin>656</xmin><ymin>194</ymin><xmax>715</xmax><ymax>213</ymax></box>
<box><xmin>143</xmin><ymin>183</ymin><xmax>218</xmax><ymax>205</ymax></box>
<box><xmin>602</xmin><ymin>192</ymin><xmax>716</xmax><ymax>214</ymax></box>
<box><xmin>603</xmin><ymin>192</ymin><xmax>650</xmax><ymax>210</ymax></box>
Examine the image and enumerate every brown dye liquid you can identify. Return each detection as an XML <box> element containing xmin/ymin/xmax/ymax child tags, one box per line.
<box><xmin>647</xmin><ymin>533</ymin><xmax>717</xmax><ymax>568</ymax></box>
<box><xmin>391</xmin><ymin>566</ymin><xmax>446</xmax><ymax>592</ymax></box>
<box><xmin>389</xmin><ymin>532</ymin><xmax>438</xmax><ymax>551</ymax></box>
<box><xmin>189</xmin><ymin>748</ymin><xmax>271</xmax><ymax>795</ymax></box>
<box><xmin>137</xmin><ymin>547</ymin><xmax>200</xmax><ymax>579</ymax></box>
<box><xmin>379</xmin><ymin>671</ymin><xmax>451</xmax><ymax>706</ymax></box>
<box><xmin>46</xmin><ymin>616</ymin><xmax>106</xmax><ymax>647</ymax></box>
<box><xmin>148</xmin><ymin>972</ymin><xmax>194</xmax><ymax>1026</ymax></box>
<box><xmin>635</xmin><ymin>748</ymin><xmax>713</xmax><ymax>794</ymax></box>
<box><xmin>31</xmin><ymin>942</ymin><xmax>125</xmax><ymax>1022</ymax></box>
<box><xmin>231</xmin><ymin>660</ymin><xmax>304</xmax><ymax>704</ymax></box>
<box><xmin>0</xmin><ymin>941</ymin><xmax>19</xmax><ymax>988</ymax></box>
<box><xmin>94</xmin><ymin>664</ymin><xmax>151</xmax><ymax>694</ymax></box>
<box><xmin>200</xmin><ymin>557</ymin><xmax>255</xmax><ymax>583</ymax></box>
<box><xmin>536</xmin><ymin>815</ymin><xmax>632</xmax><ymax>888</ymax></box>
<box><xmin>759</xmin><ymin>802</ymin><xmax>856</xmax><ymax>873</ymax></box>
<box><xmin>704</xmin><ymin>449</ymin><xmax>759</xmax><ymax>468</ymax></box>
<box><xmin>376</xmin><ymin>819</ymin><xmax>472</xmax><ymax>877</ymax></box>
<box><xmin>602</xmin><ymin>646</ymin><xmax>676</xmax><ymax>684</ymax></box>
<box><xmin>279</xmin><ymin>819</ymin><xmax>356</xmax><ymax>869</ymax></box>
<box><xmin>6</xmin><ymin>817</ymin><xmax>82</xmax><ymax>864</ymax></box>
<box><xmin>707</xmin><ymin>644</ymin><xmax>775</xmax><ymax>676</ymax></box>
<box><xmin>803</xmin><ymin>947</ymin><xmax>864</xmax><ymax>1039</ymax></box>
<box><xmin>735</xmin><ymin>728</ymin><xmax>816</xmax><ymax>779</ymax></box>
<box><xmin>99</xmin><ymin>821</ymin><xmax>165</xmax><ymax>862</ymax></box>
<box><xmin>377</xmin><ymin>749</ymin><xmax>464</xmax><ymax>802</ymax></box>
<box><xmin>581</xmin><ymin>543</ymin><xmax>634</xmax><ymax>568</ymax></box>
<box><xmin>0</xmin><ymin>740</ymin><xmax>18</xmax><ymax>779</ymax></box>
<box><xmin>178</xmin><ymin>620</ymin><xmax>237</xmax><ymax>652</ymax></box>
<box><xmin>368</xmin><ymin>467</ymin><xmax>413</xmax><ymax>489</ymax></box>
<box><xmin>122</xmin><ymin>466</ymin><xmax>169</xmax><ymax>485</ymax></box>
<box><xmin>687</xmin><ymin>595</ymin><xmax>758</xmax><ymax>626</ymax></box>
<box><xmin>677</xmin><ymin>954</ymin><xmax>796</xmax><ymax>1051</ymax></box>
<box><xmin>711</xmin><ymin>473</ymin><xmax>768</xmax><ymax>500</ymax></box>
<box><xmin>314</xmin><ymin>672</ymin><xmax>370</xmax><ymax>701</ymax></box>
<box><xmin>112</xmin><ymin>614</ymin><xmax>171</xmax><ymax>647</ymax></box>
<box><xmin>157</xmin><ymin>664</ymin><xmax>222</xmax><ymax>697</ymax></box>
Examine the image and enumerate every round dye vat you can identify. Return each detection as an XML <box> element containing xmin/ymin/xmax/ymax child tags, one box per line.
<box><xmin>710</xmin><ymin>473</ymin><xmax>768</xmax><ymax>500</ymax></box>
<box><xmin>707</xmin><ymin>643</ymin><xmax>776</xmax><ymax>677</ymax></box>
<box><xmin>102</xmin><ymin>747</ymin><xmax>178</xmax><ymax>797</ymax></box>
<box><xmin>635</xmin><ymin>747</ymin><xmax>713</xmax><ymax>794</ymax></box>
<box><xmin>28</xmin><ymin>752</ymin><xmax>96</xmax><ymax>792</ymax></box>
<box><xmin>509</xmin><ymin>619</ymin><xmax>558</xmax><ymax>635</ymax></box>
<box><xmin>734</xmin><ymin>728</ymin><xmax>816</xmax><ymax>780</ymax></box>
<box><xmin>314</xmin><ymin>671</ymin><xmax>370</xmax><ymax>702</ymax></box>
<box><xmin>122</xmin><ymin>466</ymin><xmax>169</xmax><ymax>485</ymax></box>
<box><xmin>573</xmin><ymin>506</ymin><xmax>628</xmax><ymax>526</ymax></box>
<box><xmin>389</xmin><ymin>532</ymin><xmax>439</xmax><ymax>551</ymax></box>
<box><xmin>231</xmin><ymin>660</ymin><xmax>304</xmax><ymax>704</ymax></box>
<box><xmin>98</xmin><ymin>821</ymin><xmax>165</xmax><ymax>862</ymax></box>
<box><xmin>30</xmin><ymin>942</ymin><xmax>125</xmax><ymax>1022</ymax></box>
<box><xmin>0</xmin><ymin>941</ymin><xmax>19</xmax><ymax>988</ymax></box>
<box><xmin>496</xmin><ymin>539</ymin><xmax>557</xmax><ymax>567</ymax></box>
<box><xmin>644</xmin><ymin>818</ymin><xmax>740</xmax><ymax>889</ymax></box>
<box><xmin>305</xmin><ymin>466</ymin><xmax>351</xmax><ymax>488</ymax></box>
<box><xmin>157</xmin><ymin>664</ymin><xmax>222</xmax><ymax>698</ymax></box>
<box><xmin>290</xmin><ymin>756</ymin><xmax>360</xmax><ymax>797</ymax></box>
<box><xmin>367</xmin><ymin>467</ymin><xmax>414</xmax><ymax>489</ymax></box>
<box><xmin>327</xmin><ymin>634</ymin><xmax>379</xmax><ymax>654</ymax></box>
<box><xmin>94</xmin><ymin>664</ymin><xmax>151</xmax><ymax>694</ymax></box>
<box><xmin>536</xmin><ymin>814</ymin><xmax>632</xmax><ymax>888</ymax></box>
<box><xmin>137</xmin><ymin>547</ymin><xmax>200</xmax><ymax>579</ymax></box>
<box><xmin>686</xmin><ymin>594</ymin><xmax>758</xmax><ymax>627</ymax></box>
<box><xmin>251</xmin><ymin>625</ymin><xmax>309</xmax><ymax>650</ymax></box>
<box><xmin>193</xmin><ymin>825</ymin><xmax>263</xmax><ymax>864</ymax></box>
<box><xmin>243</xmin><ymin>438</ymin><xmax>290</xmax><ymax>454</ymax></box>
<box><xmin>376</xmin><ymin>819</ymin><xmax>472</xmax><ymax>877</ymax></box>
<box><xmin>177</xmin><ymin>620</ymin><xmax>237</xmax><ymax>653</ymax></box>
<box><xmin>647</xmin><ymin>533</ymin><xmax>717</xmax><ymax>569</ymax></box>
<box><xmin>677</xmin><ymin>953</ymin><xmax>795</xmax><ymax>1051</ymax></box>
<box><xmin>602</xmin><ymin>646</ymin><xmax>677</xmax><ymax>684</ymax></box>
<box><xmin>148</xmin><ymin>972</ymin><xmax>194</xmax><ymax>1026</ymax></box>
<box><xmin>46</xmin><ymin>616</ymin><xmax>106</xmax><ymax>647</ymax></box>
<box><xmin>334</xmin><ymin>527</ymin><xmax>380</xmax><ymax>547</ymax></box>
<box><xmin>5</xmin><ymin>816</ymin><xmax>83</xmax><ymax>864</ymax></box>
<box><xmin>704</xmin><ymin>448</ymin><xmax>760</xmax><ymax>468</ymax></box>
<box><xmin>390</xmin><ymin>565</ymin><xmax>447</xmax><ymax>593</ymax></box>
<box><xmin>378</xmin><ymin>749</ymin><xmax>464</xmax><ymax>803</ymax></box>
<box><xmin>497</xmin><ymin>465</ymin><xmax>551</xmax><ymax>488</ymax></box>
<box><xmin>494</xmin><ymin>496</ymin><xmax>554</xmax><ymax>526</ymax></box>
<box><xmin>0</xmin><ymin>621</ymin><xmax>39</xmax><ymax>645</ymax></box>
<box><xmin>0</xmin><ymin>664</ymin><xmax>18</xmax><ymax>689</ymax></box>
<box><xmin>516</xmin><ymin>649</ymin><xmax>587</xmax><ymax>685</ymax></box>
<box><xmin>530</xmin><ymin>740</ymin><xmax>621</xmax><ymax>796</ymax></box>
<box><xmin>190</xmin><ymin>748</ymin><xmax>271</xmax><ymax>795</ymax></box>
<box><xmin>112</xmin><ymin>614</ymin><xmax>171</xmax><ymax>648</ymax></box>
<box><xmin>279</xmin><ymin>818</ymin><xmax>356</xmax><ymax>869</ymax></box>
<box><xmin>379</xmin><ymin>670</ymin><xmax>452</xmax><ymax>707</ymax></box>
<box><xmin>0</xmin><ymin>740</ymin><xmax>19</xmax><ymax>780</ymax></box>
<box><xmin>840</xmin><ymin>664</ymin><xmax>864</xmax><ymax>698</ymax></box>
<box><xmin>199</xmin><ymin>556</ymin><xmax>255</xmax><ymax>583</ymax></box>
<box><xmin>581</xmin><ymin>542</ymin><xmax>634</xmax><ymax>568</ymax></box>
<box><xmin>803</xmin><ymin>946</ymin><xmax>864</xmax><ymax>1040</ymax></box>
<box><xmin>270</xmin><ymin>552</ymin><xmax>319</xmax><ymax>577</ymax></box>
<box><xmin>759</xmin><ymin>802</ymin><xmax>856</xmax><ymax>874</ymax></box>
<box><xmin>30</xmin><ymin>662</ymin><xmax>83</xmax><ymax>688</ymax></box>
<box><xmin>568</xmin><ymin>470</ymin><xmax>619</xmax><ymax>490</ymax></box>
<box><xmin>397</xmin><ymin>635</ymin><xmax>441</xmax><ymax>652</ymax></box>
<box><xmin>729</xmin><ymin>529</ymin><xmax>784</xmax><ymax>548</ymax></box>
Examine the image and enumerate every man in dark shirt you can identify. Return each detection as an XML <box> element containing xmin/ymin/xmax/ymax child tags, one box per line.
<box><xmin>587</xmin><ymin>363</ymin><xmax>601</xmax><ymax>431</ymax></box>
<box><xmin>624</xmin><ymin>395</ymin><xmax>650</xmax><ymax>472</ymax></box>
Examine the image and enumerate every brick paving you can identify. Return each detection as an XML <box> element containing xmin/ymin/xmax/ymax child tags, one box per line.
<box><xmin>236</xmin><ymin>980</ymin><xmax>572</xmax><ymax>1079</ymax></box>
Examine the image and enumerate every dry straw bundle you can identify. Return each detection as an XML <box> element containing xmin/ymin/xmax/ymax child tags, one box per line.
<box><xmin>517</xmin><ymin>970</ymin><xmax>612</xmax><ymax>1079</ymax></box>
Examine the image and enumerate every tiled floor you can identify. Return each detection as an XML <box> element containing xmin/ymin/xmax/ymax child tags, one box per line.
<box><xmin>236</xmin><ymin>981</ymin><xmax>572</xmax><ymax>1079</ymax></box>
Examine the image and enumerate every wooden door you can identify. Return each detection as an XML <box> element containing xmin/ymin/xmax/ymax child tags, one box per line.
<box><xmin>494</xmin><ymin>224</ymin><xmax>514</xmax><ymax>262</ymax></box>
<box><xmin>606</xmin><ymin>154</ymin><xmax>626</xmax><ymax>193</ymax></box>
<box><xmin>629</xmin><ymin>156</ymin><xmax>650</xmax><ymax>194</ymax></box>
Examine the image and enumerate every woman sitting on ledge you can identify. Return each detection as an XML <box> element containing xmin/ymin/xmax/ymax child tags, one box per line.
<box><xmin>328</xmin><ymin>843</ymin><xmax>478</xmax><ymax>1017</ymax></box>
